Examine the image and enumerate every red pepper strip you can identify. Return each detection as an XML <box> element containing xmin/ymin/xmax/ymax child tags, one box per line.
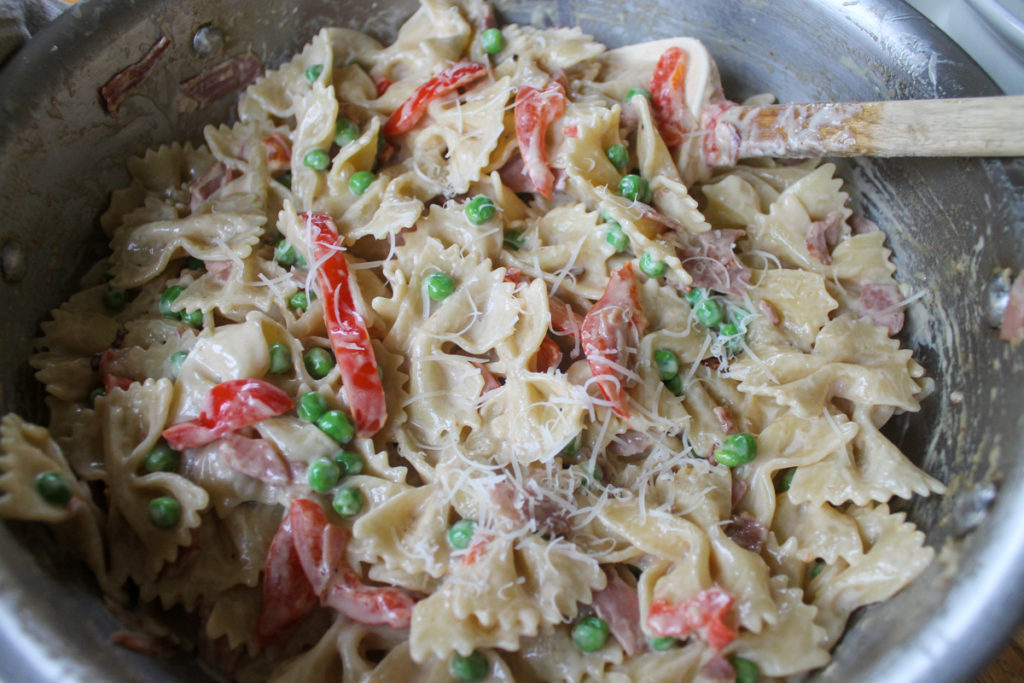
<box><xmin>303</xmin><ymin>212</ymin><xmax>387</xmax><ymax>437</ymax></box>
<box><xmin>254</xmin><ymin>502</ymin><xmax>319</xmax><ymax>647</ymax></box>
<box><xmin>513</xmin><ymin>81</ymin><xmax>567</xmax><ymax>199</ymax></box>
<box><xmin>382</xmin><ymin>61</ymin><xmax>488</xmax><ymax>136</ymax></box>
<box><xmin>648</xmin><ymin>47</ymin><xmax>692</xmax><ymax>147</ymax></box>
<box><xmin>261</xmin><ymin>132</ymin><xmax>292</xmax><ymax>173</ymax></box>
<box><xmin>535</xmin><ymin>336</ymin><xmax>563</xmax><ymax>373</ymax></box>
<box><xmin>646</xmin><ymin>586</ymin><xmax>737</xmax><ymax>651</ymax></box>
<box><xmin>580</xmin><ymin>263</ymin><xmax>647</xmax><ymax>418</ymax></box>
<box><xmin>162</xmin><ymin>379</ymin><xmax>294</xmax><ymax>450</ymax></box>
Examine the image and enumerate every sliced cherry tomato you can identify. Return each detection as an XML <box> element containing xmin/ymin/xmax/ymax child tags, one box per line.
<box><xmin>289</xmin><ymin>499</ymin><xmax>348</xmax><ymax>596</ymax></box>
<box><xmin>372</xmin><ymin>74</ymin><xmax>392</xmax><ymax>97</ymax></box>
<box><xmin>549</xmin><ymin>297</ymin><xmax>583</xmax><ymax>338</ymax></box>
<box><xmin>382</xmin><ymin>61</ymin><xmax>488</xmax><ymax>136</ymax></box>
<box><xmin>258</xmin><ymin>499</ymin><xmax>416</xmax><ymax>640</ymax></box>
<box><xmin>254</xmin><ymin>504</ymin><xmax>319</xmax><ymax>647</ymax></box>
<box><xmin>460</xmin><ymin>536</ymin><xmax>490</xmax><ymax>566</ymax></box>
<box><xmin>535</xmin><ymin>336</ymin><xmax>563</xmax><ymax>373</ymax></box>
<box><xmin>580</xmin><ymin>263</ymin><xmax>647</xmax><ymax>418</ymax></box>
<box><xmin>162</xmin><ymin>379</ymin><xmax>294</xmax><ymax>450</ymax></box>
<box><xmin>261</xmin><ymin>132</ymin><xmax>292</xmax><ymax>173</ymax></box>
<box><xmin>648</xmin><ymin>47</ymin><xmax>693</xmax><ymax>147</ymax></box>
<box><xmin>646</xmin><ymin>586</ymin><xmax>736</xmax><ymax>651</ymax></box>
<box><xmin>514</xmin><ymin>81</ymin><xmax>567</xmax><ymax>199</ymax></box>
<box><xmin>302</xmin><ymin>212</ymin><xmax>387</xmax><ymax>437</ymax></box>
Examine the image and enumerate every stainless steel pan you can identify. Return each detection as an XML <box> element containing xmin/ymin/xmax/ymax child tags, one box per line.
<box><xmin>1</xmin><ymin>0</ymin><xmax>1022</xmax><ymax>680</ymax></box>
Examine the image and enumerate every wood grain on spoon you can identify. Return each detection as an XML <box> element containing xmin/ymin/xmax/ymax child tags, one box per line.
<box><xmin>728</xmin><ymin>95</ymin><xmax>1024</xmax><ymax>160</ymax></box>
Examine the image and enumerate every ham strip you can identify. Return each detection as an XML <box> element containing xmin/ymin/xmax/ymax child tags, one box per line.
<box><xmin>679</xmin><ymin>229</ymin><xmax>751</xmax><ymax>297</ymax></box>
<box><xmin>179</xmin><ymin>55</ymin><xmax>263</xmax><ymax>110</ymax></box>
<box><xmin>592</xmin><ymin>567</ymin><xmax>644</xmax><ymax>655</ymax></box>
<box><xmin>1000</xmin><ymin>271</ymin><xmax>1024</xmax><ymax>343</ymax></box>
<box><xmin>100</xmin><ymin>35</ymin><xmax>171</xmax><ymax>115</ymax></box>
<box><xmin>805</xmin><ymin>211</ymin><xmax>844</xmax><ymax>265</ymax></box>
<box><xmin>857</xmin><ymin>282</ymin><xmax>905</xmax><ymax>336</ymax></box>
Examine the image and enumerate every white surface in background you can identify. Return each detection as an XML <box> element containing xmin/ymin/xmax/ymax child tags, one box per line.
<box><xmin>907</xmin><ymin>0</ymin><xmax>1024</xmax><ymax>93</ymax></box>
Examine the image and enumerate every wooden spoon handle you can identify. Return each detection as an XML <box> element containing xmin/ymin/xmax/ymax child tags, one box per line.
<box><xmin>732</xmin><ymin>95</ymin><xmax>1024</xmax><ymax>159</ymax></box>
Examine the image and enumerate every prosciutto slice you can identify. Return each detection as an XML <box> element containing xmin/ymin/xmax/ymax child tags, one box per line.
<box><xmin>679</xmin><ymin>229</ymin><xmax>751</xmax><ymax>297</ymax></box>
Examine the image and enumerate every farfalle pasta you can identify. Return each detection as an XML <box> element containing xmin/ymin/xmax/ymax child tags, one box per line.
<box><xmin>0</xmin><ymin>0</ymin><xmax>944</xmax><ymax>680</ymax></box>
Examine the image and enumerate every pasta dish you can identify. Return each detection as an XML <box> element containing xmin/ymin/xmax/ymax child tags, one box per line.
<box><xmin>0</xmin><ymin>1</ymin><xmax>945</xmax><ymax>680</ymax></box>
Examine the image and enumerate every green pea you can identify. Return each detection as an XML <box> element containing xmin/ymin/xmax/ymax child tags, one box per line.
<box><xmin>714</xmin><ymin>432</ymin><xmax>758</xmax><ymax>468</ymax></box>
<box><xmin>639</xmin><ymin>251</ymin><xmax>667</xmax><ymax>278</ymax></box>
<box><xmin>305</xmin><ymin>64</ymin><xmax>324</xmax><ymax>82</ymax></box>
<box><xmin>333</xmin><ymin>450</ymin><xmax>365</xmax><ymax>476</ymax></box>
<box><xmin>447</xmin><ymin>519</ymin><xmax>477</xmax><ymax>550</ymax></box>
<box><xmin>335</xmin><ymin>118</ymin><xmax>360</xmax><ymax>146</ymax></box>
<box><xmin>561</xmin><ymin>433</ymin><xmax>583</xmax><ymax>457</ymax></box>
<box><xmin>303</xmin><ymin>148</ymin><xmax>330</xmax><ymax>171</ymax></box>
<box><xmin>808</xmin><ymin>559</ymin><xmax>826</xmax><ymax>580</ymax></box>
<box><xmin>618</xmin><ymin>174</ymin><xmax>652</xmax><ymax>203</ymax></box>
<box><xmin>35</xmin><ymin>472</ymin><xmax>72</xmax><ymax>507</ymax></box>
<box><xmin>317</xmin><ymin>409</ymin><xmax>355</xmax><ymax>444</ymax></box>
<box><xmin>425</xmin><ymin>272</ymin><xmax>456</xmax><ymax>302</ymax></box>
<box><xmin>605</xmin><ymin>144</ymin><xmax>628</xmax><ymax>171</ymax></box>
<box><xmin>143</xmin><ymin>442</ymin><xmax>181</xmax><ymax>473</ymax></box>
<box><xmin>625</xmin><ymin>87</ymin><xmax>652</xmax><ymax>102</ymax></box>
<box><xmin>450</xmin><ymin>650</ymin><xmax>489</xmax><ymax>682</ymax></box>
<box><xmin>775</xmin><ymin>467</ymin><xmax>796</xmax><ymax>493</ymax></box>
<box><xmin>308</xmin><ymin>457</ymin><xmax>342</xmax><ymax>493</ymax></box>
<box><xmin>605</xmin><ymin>222</ymin><xmax>629</xmax><ymax>252</ymax></box>
<box><xmin>168</xmin><ymin>351</ymin><xmax>189</xmax><ymax>379</ymax></box>
<box><xmin>503</xmin><ymin>230</ymin><xmax>525</xmax><ymax>251</ymax></box>
<box><xmin>684</xmin><ymin>287</ymin><xmax>706</xmax><ymax>305</ymax></box>
<box><xmin>732</xmin><ymin>657</ymin><xmax>761</xmax><ymax>683</ymax></box>
<box><xmin>649</xmin><ymin>636</ymin><xmax>678</xmax><ymax>651</ymax></box>
<box><xmin>183</xmin><ymin>256</ymin><xmax>205</xmax><ymax>271</ymax></box>
<box><xmin>663</xmin><ymin>374</ymin><xmax>684</xmax><ymax>396</ymax></box>
<box><xmin>103</xmin><ymin>285</ymin><xmax>127</xmax><ymax>312</ymax></box>
<box><xmin>719</xmin><ymin>321</ymin><xmax>744</xmax><ymax>356</ymax></box>
<box><xmin>275</xmin><ymin>171</ymin><xmax>292</xmax><ymax>189</ymax></box>
<box><xmin>653</xmin><ymin>348</ymin><xmax>679</xmax><ymax>380</ymax></box>
<box><xmin>465</xmin><ymin>195</ymin><xmax>497</xmax><ymax>225</ymax></box>
<box><xmin>88</xmin><ymin>387</ymin><xmax>105</xmax><ymax>405</ymax></box>
<box><xmin>297</xmin><ymin>391</ymin><xmax>328</xmax><ymax>422</ymax></box>
<box><xmin>148</xmin><ymin>496</ymin><xmax>181</xmax><ymax>529</ymax></box>
<box><xmin>349</xmin><ymin>170</ymin><xmax>375</xmax><ymax>195</ymax></box>
<box><xmin>159</xmin><ymin>285</ymin><xmax>184</xmax><ymax>318</ymax></box>
<box><xmin>303</xmin><ymin>347</ymin><xmax>336</xmax><ymax>379</ymax></box>
<box><xmin>180</xmin><ymin>309</ymin><xmax>204</xmax><ymax>328</ymax></box>
<box><xmin>332</xmin><ymin>485</ymin><xmax>363</xmax><ymax>517</ymax></box>
<box><xmin>479</xmin><ymin>27</ymin><xmax>506</xmax><ymax>55</ymax></box>
<box><xmin>268</xmin><ymin>343</ymin><xmax>291</xmax><ymax>375</ymax></box>
<box><xmin>275</xmin><ymin>240</ymin><xmax>299</xmax><ymax>267</ymax></box>
<box><xmin>288</xmin><ymin>290</ymin><xmax>310</xmax><ymax>312</ymax></box>
<box><xmin>571</xmin><ymin>616</ymin><xmax>610</xmax><ymax>652</ymax></box>
<box><xmin>694</xmin><ymin>298</ymin><xmax>724</xmax><ymax>328</ymax></box>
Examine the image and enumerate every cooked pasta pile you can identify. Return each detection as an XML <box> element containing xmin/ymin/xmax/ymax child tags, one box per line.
<box><xmin>0</xmin><ymin>1</ymin><xmax>945</xmax><ymax>681</ymax></box>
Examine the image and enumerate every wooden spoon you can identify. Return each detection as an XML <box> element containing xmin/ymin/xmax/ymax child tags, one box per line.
<box><xmin>725</xmin><ymin>95</ymin><xmax>1024</xmax><ymax>160</ymax></box>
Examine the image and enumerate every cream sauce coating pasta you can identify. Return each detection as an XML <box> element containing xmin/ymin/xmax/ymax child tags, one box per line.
<box><xmin>0</xmin><ymin>1</ymin><xmax>944</xmax><ymax>681</ymax></box>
